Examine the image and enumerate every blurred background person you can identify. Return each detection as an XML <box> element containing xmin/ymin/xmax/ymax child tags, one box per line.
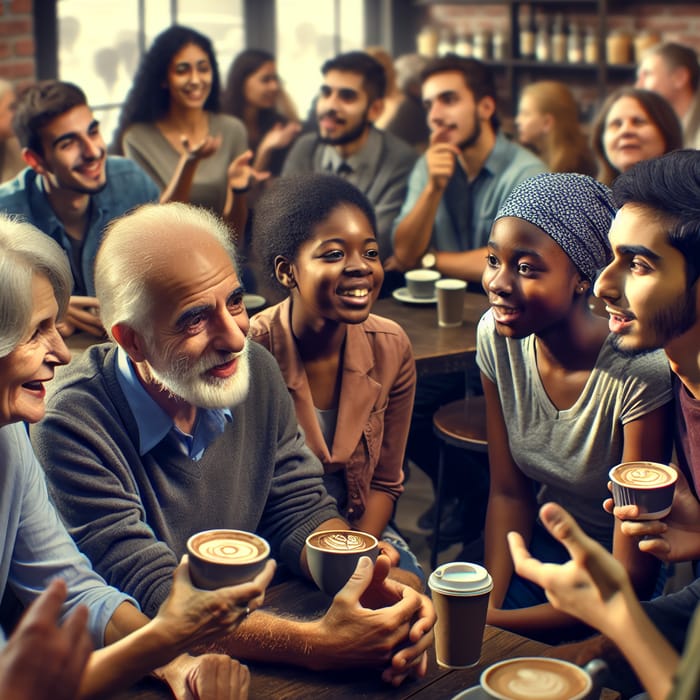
<box><xmin>365</xmin><ymin>46</ymin><xmax>402</xmax><ymax>131</ymax></box>
<box><xmin>515</xmin><ymin>80</ymin><xmax>596</xmax><ymax>176</ymax></box>
<box><xmin>591</xmin><ymin>87</ymin><xmax>683</xmax><ymax>186</ymax></box>
<box><xmin>386</xmin><ymin>53</ymin><xmax>430</xmax><ymax>153</ymax></box>
<box><xmin>636</xmin><ymin>41</ymin><xmax>700</xmax><ymax>149</ymax></box>
<box><xmin>113</xmin><ymin>25</ymin><xmax>251</xmax><ymax>219</ymax></box>
<box><xmin>222</xmin><ymin>48</ymin><xmax>301</xmax><ymax>178</ymax></box>
<box><xmin>0</xmin><ymin>79</ymin><xmax>23</xmax><ymax>183</ymax></box>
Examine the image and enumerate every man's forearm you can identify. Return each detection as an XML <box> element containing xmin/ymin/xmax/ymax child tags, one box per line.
<box><xmin>392</xmin><ymin>187</ymin><xmax>443</xmax><ymax>269</ymax></box>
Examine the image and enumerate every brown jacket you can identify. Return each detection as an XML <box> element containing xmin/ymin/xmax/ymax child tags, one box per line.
<box><xmin>250</xmin><ymin>298</ymin><xmax>416</xmax><ymax>523</ymax></box>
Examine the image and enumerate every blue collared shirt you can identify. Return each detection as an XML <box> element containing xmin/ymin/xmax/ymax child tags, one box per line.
<box><xmin>393</xmin><ymin>132</ymin><xmax>547</xmax><ymax>252</ymax></box>
<box><xmin>0</xmin><ymin>157</ymin><xmax>159</xmax><ymax>295</ymax></box>
<box><xmin>115</xmin><ymin>348</ymin><xmax>232</xmax><ymax>460</ymax></box>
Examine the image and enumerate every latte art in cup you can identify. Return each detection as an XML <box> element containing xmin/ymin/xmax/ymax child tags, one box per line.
<box><xmin>314</xmin><ymin>532</ymin><xmax>374</xmax><ymax>551</ymax></box>
<box><xmin>609</xmin><ymin>461</ymin><xmax>678</xmax><ymax>521</ymax></box>
<box><xmin>186</xmin><ymin>529</ymin><xmax>270</xmax><ymax>590</ymax></box>
<box><xmin>481</xmin><ymin>658</ymin><xmax>591</xmax><ymax>700</ymax></box>
<box><xmin>611</xmin><ymin>462</ymin><xmax>676</xmax><ymax>487</ymax></box>
<box><xmin>192</xmin><ymin>535</ymin><xmax>265</xmax><ymax>563</ymax></box>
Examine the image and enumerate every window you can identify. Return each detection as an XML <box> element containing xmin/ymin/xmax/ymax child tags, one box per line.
<box><xmin>275</xmin><ymin>0</ymin><xmax>365</xmax><ymax>121</ymax></box>
<box><xmin>56</xmin><ymin>0</ymin><xmax>243</xmax><ymax>144</ymax></box>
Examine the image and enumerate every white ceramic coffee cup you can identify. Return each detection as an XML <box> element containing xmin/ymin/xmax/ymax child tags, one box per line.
<box><xmin>405</xmin><ymin>269</ymin><xmax>441</xmax><ymax>298</ymax></box>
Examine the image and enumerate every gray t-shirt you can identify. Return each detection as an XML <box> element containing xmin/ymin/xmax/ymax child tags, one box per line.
<box><xmin>476</xmin><ymin>309</ymin><xmax>673</xmax><ymax>547</ymax></box>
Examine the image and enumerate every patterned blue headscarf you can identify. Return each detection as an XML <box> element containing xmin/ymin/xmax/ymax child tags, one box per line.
<box><xmin>495</xmin><ymin>172</ymin><xmax>615</xmax><ymax>280</ymax></box>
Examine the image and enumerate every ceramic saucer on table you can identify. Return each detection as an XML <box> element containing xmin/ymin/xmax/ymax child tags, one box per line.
<box><xmin>392</xmin><ymin>286</ymin><xmax>438</xmax><ymax>305</ymax></box>
<box><xmin>243</xmin><ymin>294</ymin><xmax>267</xmax><ymax>312</ymax></box>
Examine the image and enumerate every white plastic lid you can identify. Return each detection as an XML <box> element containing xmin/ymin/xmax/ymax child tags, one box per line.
<box><xmin>428</xmin><ymin>561</ymin><xmax>493</xmax><ymax>596</ymax></box>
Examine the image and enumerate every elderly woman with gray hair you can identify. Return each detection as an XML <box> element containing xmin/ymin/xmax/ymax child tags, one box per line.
<box><xmin>477</xmin><ymin>172</ymin><xmax>673</xmax><ymax>641</ymax></box>
<box><xmin>0</xmin><ymin>213</ymin><xmax>274</xmax><ymax>700</ymax></box>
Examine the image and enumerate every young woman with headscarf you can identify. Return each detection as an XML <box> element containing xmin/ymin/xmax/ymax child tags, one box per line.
<box><xmin>476</xmin><ymin>172</ymin><xmax>673</xmax><ymax>641</ymax></box>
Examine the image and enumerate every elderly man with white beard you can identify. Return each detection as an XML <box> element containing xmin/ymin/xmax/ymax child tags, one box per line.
<box><xmin>31</xmin><ymin>201</ymin><xmax>435</xmax><ymax>684</ymax></box>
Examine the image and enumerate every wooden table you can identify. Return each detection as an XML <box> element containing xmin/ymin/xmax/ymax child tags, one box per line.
<box><xmin>372</xmin><ymin>292</ymin><xmax>489</xmax><ymax>377</ymax></box>
<box><xmin>112</xmin><ymin>577</ymin><xmax>619</xmax><ymax>699</ymax></box>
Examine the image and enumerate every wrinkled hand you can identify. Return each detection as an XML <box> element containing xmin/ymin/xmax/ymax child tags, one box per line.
<box><xmin>508</xmin><ymin>502</ymin><xmax>634</xmax><ymax>634</ymax></box>
<box><xmin>58</xmin><ymin>295</ymin><xmax>105</xmax><ymax>338</ymax></box>
<box><xmin>313</xmin><ymin>555</ymin><xmax>434</xmax><ymax>685</ymax></box>
<box><xmin>154</xmin><ymin>556</ymin><xmax>276</xmax><ymax>648</ymax></box>
<box><xmin>606</xmin><ymin>469</ymin><xmax>700</xmax><ymax>563</ymax></box>
<box><xmin>155</xmin><ymin>653</ymin><xmax>250</xmax><ymax>700</ymax></box>
<box><xmin>227</xmin><ymin>150</ymin><xmax>271</xmax><ymax>191</ymax></box>
<box><xmin>258</xmin><ymin>121</ymin><xmax>301</xmax><ymax>153</ymax></box>
<box><xmin>0</xmin><ymin>579</ymin><xmax>92</xmax><ymax>700</ymax></box>
<box><xmin>181</xmin><ymin>134</ymin><xmax>222</xmax><ymax>162</ymax></box>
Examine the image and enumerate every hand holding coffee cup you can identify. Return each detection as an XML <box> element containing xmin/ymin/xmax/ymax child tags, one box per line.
<box><xmin>609</xmin><ymin>461</ymin><xmax>678</xmax><ymax>520</ymax></box>
<box><xmin>305</xmin><ymin>530</ymin><xmax>379</xmax><ymax>596</ymax></box>
<box><xmin>187</xmin><ymin>529</ymin><xmax>271</xmax><ymax>590</ymax></box>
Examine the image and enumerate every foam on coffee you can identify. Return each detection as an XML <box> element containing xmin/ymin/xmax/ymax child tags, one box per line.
<box><xmin>309</xmin><ymin>531</ymin><xmax>375</xmax><ymax>552</ymax></box>
<box><xmin>611</xmin><ymin>462</ymin><xmax>676</xmax><ymax>488</ymax></box>
<box><xmin>482</xmin><ymin>658</ymin><xmax>590</xmax><ymax>700</ymax></box>
<box><xmin>189</xmin><ymin>530</ymin><xmax>268</xmax><ymax>564</ymax></box>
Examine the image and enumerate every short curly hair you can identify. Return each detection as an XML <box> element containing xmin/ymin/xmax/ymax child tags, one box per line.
<box><xmin>254</xmin><ymin>173</ymin><xmax>377</xmax><ymax>287</ymax></box>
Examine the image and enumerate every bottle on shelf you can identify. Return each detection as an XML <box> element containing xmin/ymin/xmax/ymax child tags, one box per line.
<box><xmin>567</xmin><ymin>22</ymin><xmax>583</xmax><ymax>63</ymax></box>
<box><xmin>584</xmin><ymin>25</ymin><xmax>598</xmax><ymax>63</ymax></box>
<box><xmin>473</xmin><ymin>29</ymin><xmax>490</xmax><ymax>61</ymax></box>
<box><xmin>437</xmin><ymin>27</ymin><xmax>454</xmax><ymax>56</ymax></box>
<box><xmin>535</xmin><ymin>14</ymin><xmax>550</xmax><ymax>62</ymax></box>
<box><xmin>416</xmin><ymin>25</ymin><xmax>439</xmax><ymax>58</ymax></box>
<box><xmin>518</xmin><ymin>3</ymin><xmax>536</xmax><ymax>59</ymax></box>
<box><xmin>551</xmin><ymin>13</ymin><xmax>567</xmax><ymax>63</ymax></box>
<box><xmin>455</xmin><ymin>28</ymin><xmax>473</xmax><ymax>58</ymax></box>
<box><xmin>492</xmin><ymin>28</ymin><xmax>507</xmax><ymax>61</ymax></box>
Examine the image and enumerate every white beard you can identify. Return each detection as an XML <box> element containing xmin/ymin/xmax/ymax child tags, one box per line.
<box><xmin>147</xmin><ymin>341</ymin><xmax>251</xmax><ymax>409</ymax></box>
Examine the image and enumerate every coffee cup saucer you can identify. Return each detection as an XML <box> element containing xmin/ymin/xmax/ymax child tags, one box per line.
<box><xmin>392</xmin><ymin>286</ymin><xmax>437</xmax><ymax>304</ymax></box>
<box><xmin>450</xmin><ymin>686</ymin><xmax>488</xmax><ymax>699</ymax></box>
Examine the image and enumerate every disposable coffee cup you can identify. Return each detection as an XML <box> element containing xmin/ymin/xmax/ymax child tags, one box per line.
<box><xmin>305</xmin><ymin>530</ymin><xmax>379</xmax><ymax>596</ymax></box>
<box><xmin>405</xmin><ymin>269</ymin><xmax>441</xmax><ymax>299</ymax></box>
<box><xmin>480</xmin><ymin>657</ymin><xmax>592</xmax><ymax>700</ymax></box>
<box><xmin>436</xmin><ymin>278</ymin><xmax>467</xmax><ymax>327</ymax></box>
<box><xmin>609</xmin><ymin>461</ymin><xmax>678</xmax><ymax>520</ymax></box>
<box><xmin>187</xmin><ymin>529</ymin><xmax>270</xmax><ymax>590</ymax></box>
<box><xmin>428</xmin><ymin>561</ymin><xmax>493</xmax><ymax>669</ymax></box>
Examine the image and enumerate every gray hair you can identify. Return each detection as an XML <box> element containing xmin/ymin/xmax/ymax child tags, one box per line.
<box><xmin>95</xmin><ymin>202</ymin><xmax>239</xmax><ymax>340</ymax></box>
<box><xmin>0</xmin><ymin>213</ymin><xmax>72</xmax><ymax>357</ymax></box>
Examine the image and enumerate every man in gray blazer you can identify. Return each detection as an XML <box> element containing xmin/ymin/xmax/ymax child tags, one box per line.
<box><xmin>282</xmin><ymin>51</ymin><xmax>417</xmax><ymax>262</ymax></box>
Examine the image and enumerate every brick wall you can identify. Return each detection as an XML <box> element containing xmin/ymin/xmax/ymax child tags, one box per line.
<box><xmin>0</xmin><ymin>0</ymin><xmax>34</xmax><ymax>84</ymax></box>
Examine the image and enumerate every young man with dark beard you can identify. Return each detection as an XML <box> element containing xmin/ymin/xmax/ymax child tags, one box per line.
<box><xmin>282</xmin><ymin>51</ymin><xmax>416</xmax><ymax>261</ymax></box>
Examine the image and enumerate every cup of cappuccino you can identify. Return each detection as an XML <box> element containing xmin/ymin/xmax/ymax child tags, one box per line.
<box><xmin>428</xmin><ymin>561</ymin><xmax>493</xmax><ymax>669</ymax></box>
<box><xmin>609</xmin><ymin>461</ymin><xmax>678</xmax><ymax>520</ymax></box>
<box><xmin>480</xmin><ymin>657</ymin><xmax>592</xmax><ymax>700</ymax></box>
<box><xmin>187</xmin><ymin>529</ymin><xmax>270</xmax><ymax>590</ymax></box>
<box><xmin>305</xmin><ymin>530</ymin><xmax>379</xmax><ymax>596</ymax></box>
<box><xmin>405</xmin><ymin>269</ymin><xmax>441</xmax><ymax>299</ymax></box>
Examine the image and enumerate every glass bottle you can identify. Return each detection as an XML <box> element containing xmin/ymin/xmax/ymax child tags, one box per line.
<box><xmin>437</xmin><ymin>28</ymin><xmax>454</xmax><ymax>57</ymax></box>
<box><xmin>492</xmin><ymin>28</ymin><xmax>507</xmax><ymax>61</ymax></box>
<box><xmin>473</xmin><ymin>29</ymin><xmax>490</xmax><ymax>60</ymax></box>
<box><xmin>519</xmin><ymin>4</ymin><xmax>536</xmax><ymax>59</ymax></box>
<box><xmin>567</xmin><ymin>22</ymin><xmax>583</xmax><ymax>63</ymax></box>
<box><xmin>535</xmin><ymin>15</ymin><xmax>550</xmax><ymax>62</ymax></box>
<box><xmin>455</xmin><ymin>28</ymin><xmax>473</xmax><ymax>58</ymax></box>
<box><xmin>551</xmin><ymin>13</ymin><xmax>567</xmax><ymax>63</ymax></box>
<box><xmin>584</xmin><ymin>25</ymin><xmax>598</xmax><ymax>63</ymax></box>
